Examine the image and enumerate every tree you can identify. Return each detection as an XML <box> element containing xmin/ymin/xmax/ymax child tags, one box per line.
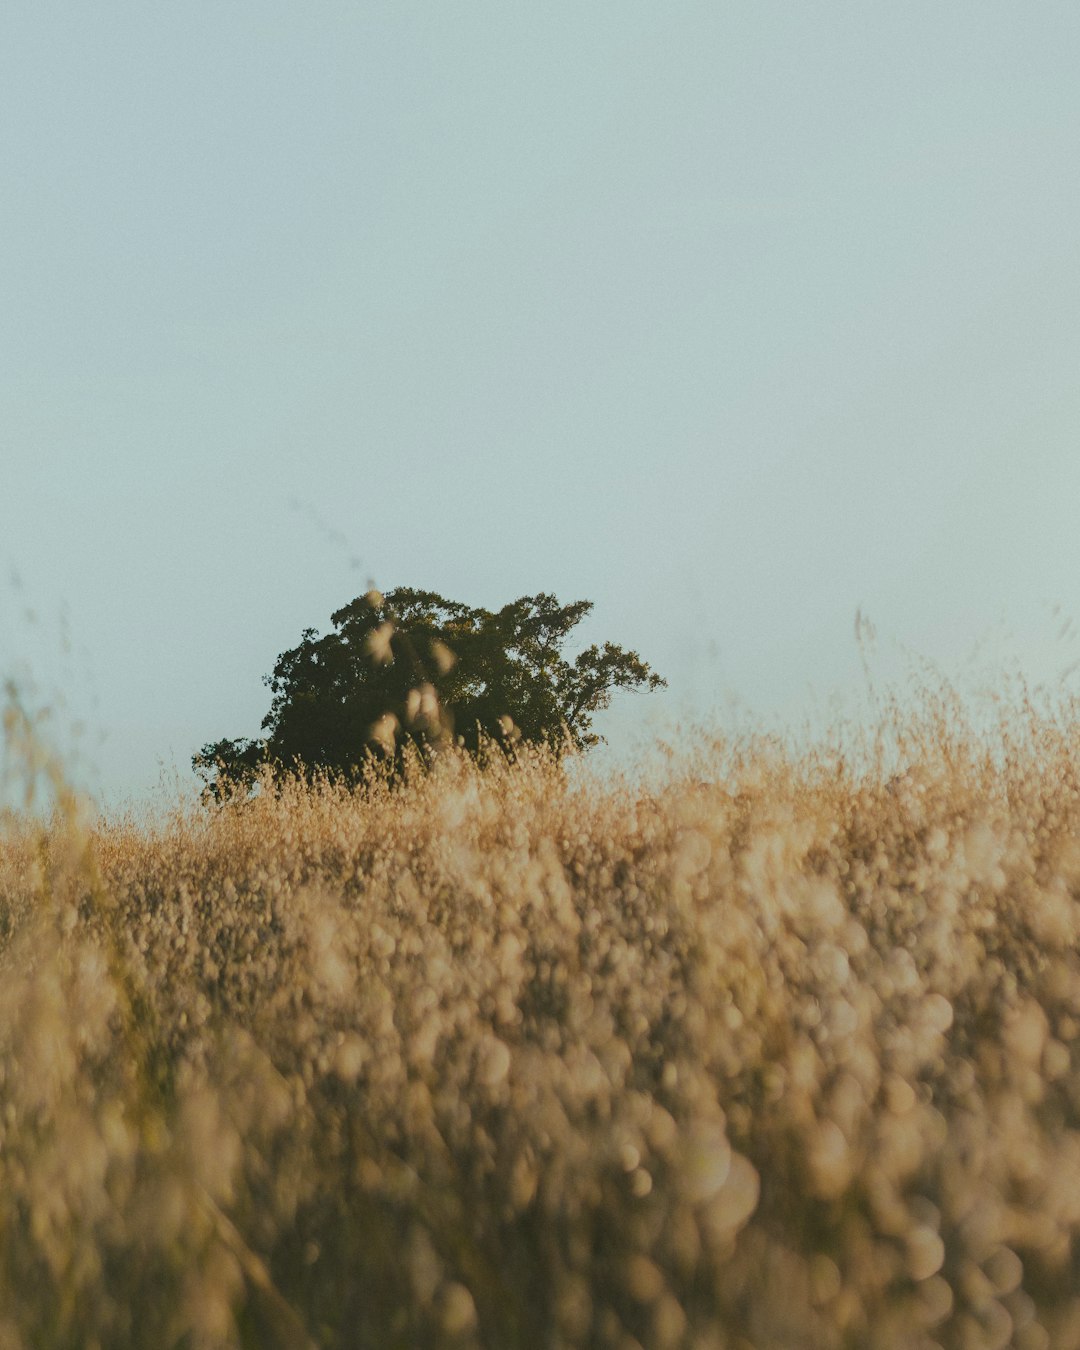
<box><xmin>193</xmin><ymin>587</ymin><xmax>665</xmax><ymax>799</ymax></box>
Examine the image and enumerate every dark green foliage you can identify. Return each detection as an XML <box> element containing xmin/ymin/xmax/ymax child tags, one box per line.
<box><xmin>191</xmin><ymin>738</ymin><xmax>264</xmax><ymax>803</ymax></box>
<box><xmin>193</xmin><ymin>588</ymin><xmax>664</xmax><ymax>798</ymax></box>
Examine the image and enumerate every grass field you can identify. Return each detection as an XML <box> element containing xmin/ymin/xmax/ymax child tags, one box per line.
<box><xmin>3</xmin><ymin>686</ymin><xmax>1080</xmax><ymax>1348</ymax></box>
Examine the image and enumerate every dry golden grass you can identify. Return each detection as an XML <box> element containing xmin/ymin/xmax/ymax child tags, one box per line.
<box><xmin>4</xmin><ymin>686</ymin><xmax>1080</xmax><ymax>1347</ymax></box>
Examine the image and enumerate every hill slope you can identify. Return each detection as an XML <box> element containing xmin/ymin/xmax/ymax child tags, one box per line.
<box><xmin>2</xmin><ymin>706</ymin><xmax>1080</xmax><ymax>1348</ymax></box>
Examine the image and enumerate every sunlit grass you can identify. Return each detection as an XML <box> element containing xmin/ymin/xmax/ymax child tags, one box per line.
<box><xmin>3</xmin><ymin>682</ymin><xmax>1080</xmax><ymax>1346</ymax></box>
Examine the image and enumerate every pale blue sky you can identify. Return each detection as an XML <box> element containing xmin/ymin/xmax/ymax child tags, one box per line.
<box><xmin>4</xmin><ymin>3</ymin><xmax>1080</xmax><ymax>805</ymax></box>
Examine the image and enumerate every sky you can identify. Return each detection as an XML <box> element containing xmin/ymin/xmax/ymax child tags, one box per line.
<box><xmin>3</xmin><ymin>3</ymin><xmax>1080</xmax><ymax>807</ymax></box>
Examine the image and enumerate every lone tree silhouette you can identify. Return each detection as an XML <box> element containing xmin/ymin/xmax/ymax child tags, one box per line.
<box><xmin>193</xmin><ymin>587</ymin><xmax>665</xmax><ymax>799</ymax></box>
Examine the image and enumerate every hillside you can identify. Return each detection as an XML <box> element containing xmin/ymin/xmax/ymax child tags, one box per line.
<box><xmin>1</xmin><ymin>698</ymin><xmax>1080</xmax><ymax>1348</ymax></box>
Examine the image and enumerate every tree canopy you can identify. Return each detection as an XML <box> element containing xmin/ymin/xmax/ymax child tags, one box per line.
<box><xmin>193</xmin><ymin>588</ymin><xmax>665</xmax><ymax>799</ymax></box>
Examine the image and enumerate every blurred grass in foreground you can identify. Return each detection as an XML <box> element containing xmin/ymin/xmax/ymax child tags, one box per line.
<box><xmin>3</xmin><ymin>682</ymin><xmax>1080</xmax><ymax>1347</ymax></box>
